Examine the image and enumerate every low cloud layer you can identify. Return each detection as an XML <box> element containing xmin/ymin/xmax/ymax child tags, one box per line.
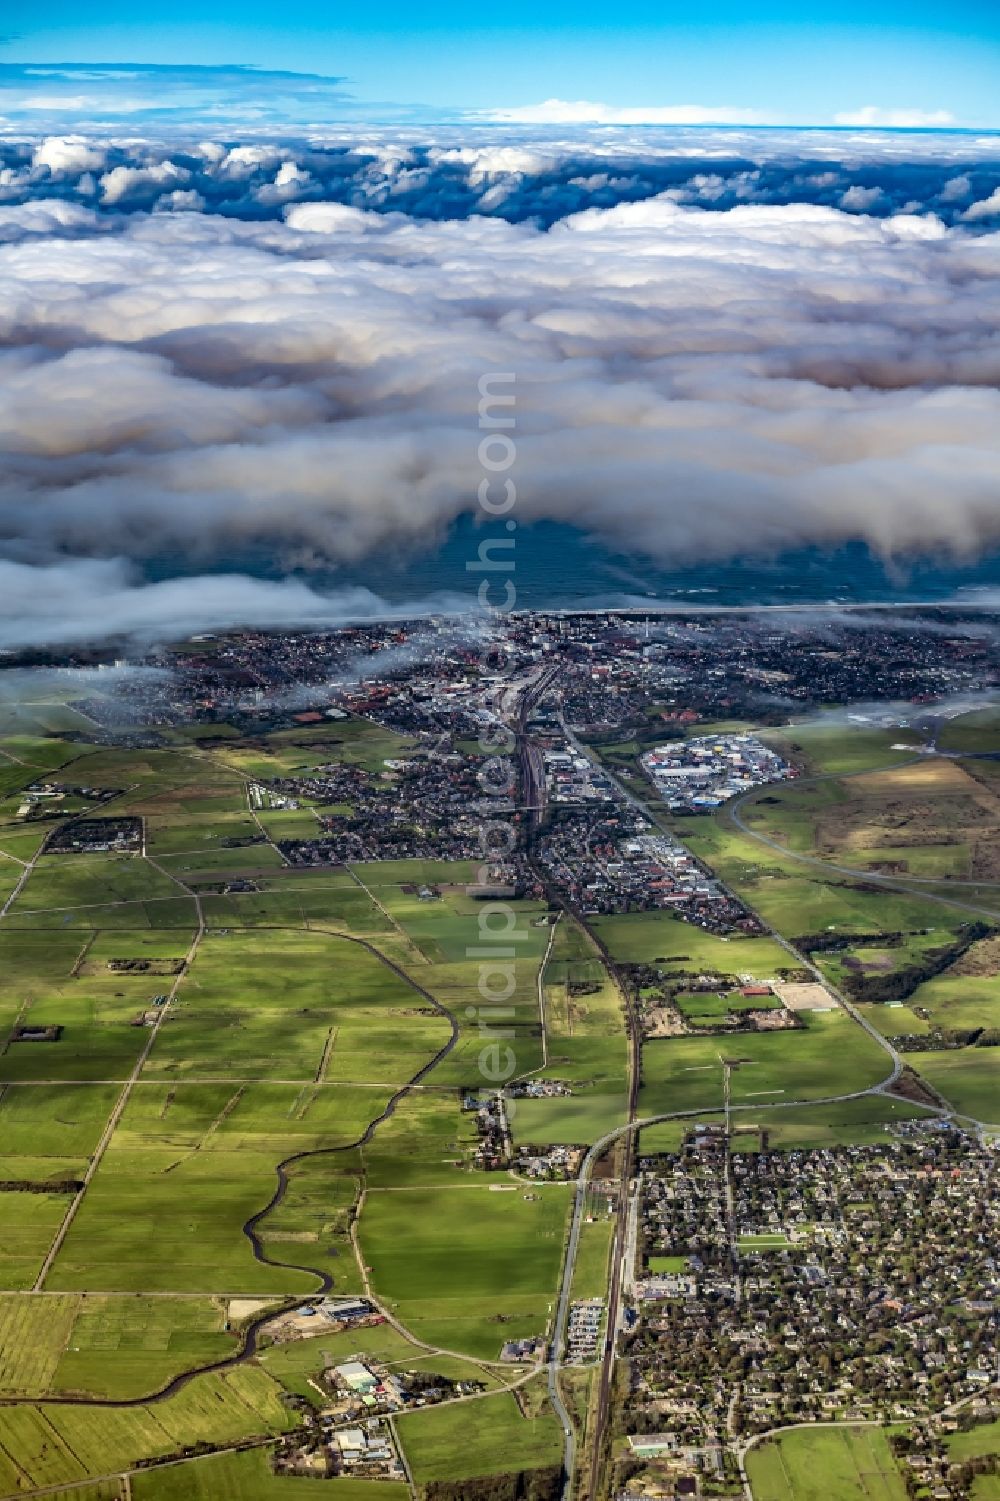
<box><xmin>0</xmin><ymin>558</ymin><xmax>474</xmax><ymax>650</ymax></box>
<box><xmin>3</xmin><ymin>124</ymin><xmax>1000</xmax><ymax>228</ymax></box>
<box><xmin>0</xmin><ymin>124</ymin><xmax>999</xmax><ymax>646</ymax></box>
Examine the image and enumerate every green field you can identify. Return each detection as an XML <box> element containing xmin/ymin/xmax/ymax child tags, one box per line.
<box><xmin>570</xmin><ymin>1212</ymin><xmax>615</xmax><ymax>1299</ymax></box>
<box><xmin>140</xmin><ymin>929</ymin><xmax>446</xmax><ymax>1084</ymax></box>
<box><xmin>647</xmin><ymin>1254</ymin><xmax>687</xmax><ymax>1272</ymax></box>
<box><xmin>360</xmin><ymin>1092</ymin><xmax>480</xmax><ymax>1188</ymax></box>
<box><xmin>639</xmin><ymin>1008</ymin><xmax>893</xmax><ymax>1117</ymax></box>
<box><xmin>590</xmin><ymin>911</ymin><xmax>789</xmax><ymax>975</ymax></box>
<box><xmin>396</xmin><ymin>1383</ymin><xmax>564</xmax><ymax>1484</ymax></box>
<box><xmin>938</xmin><ymin>708</ymin><xmax>1000</xmax><ymax>754</ymax></box>
<box><xmin>911</xmin><ymin>1048</ymin><xmax>1000</xmax><ymax>1122</ymax></box>
<box><xmin>637</xmin><ymin>1119</ymin><xmax>691</xmax><ymax>1154</ymax></box>
<box><xmin>0</xmin><ymin>1292</ymin><xmax>239</xmax><ymax>1399</ymax></box>
<box><xmin>687</xmin><ymin>769</ymin><xmax>976</xmax><ymax>942</ymax></box>
<box><xmin>0</xmin><ymin>1082</ymin><xmax>119</xmax><ymax>1171</ymax></box>
<box><xmin>359</xmin><ymin>1183</ymin><xmax>571</xmax><ymax>1358</ymax></box>
<box><xmin>948</xmin><ymin>1419</ymin><xmax>1000</xmax><ymax>1460</ymax></box>
<box><xmin>764</xmin><ymin>723</ymin><xmax>921</xmax><ymax>776</ymax></box>
<box><xmin>0</xmin><ymin>1366</ymin><xmax>296</xmax><ymax>1493</ymax></box>
<box><xmin>746</xmin><ymin>1424</ymin><xmax>907</xmax><ymax>1500</ymax></box>
<box><xmin>739</xmin><ymin>1232</ymin><xmax>792</xmax><ymax>1251</ymax></box>
<box><xmin>512</xmin><ymin>1089</ymin><xmax>629</xmax><ymax>1144</ymax></box>
<box><xmin>213</xmin><ymin>719</ymin><xmax>416</xmax><ymax>779</ymax></box>
<box><xmin>0</xmin><ymin>1192</ymin><xmax>68</xmax><ymax>1290</ymax></box>
<box><xmin>131</xmin><ymin>1448</ymin><xmax>410</xmax><ymax>1500</ymax></box>
<box><xmin>36</xmin><ymin>1081</ymin><xmax>391</xmax><ymax>1298</ymax></box>
<box><xmin>0</xmin><ymin>729</ymin><xmax>578</xmax><ymax>1450</ymax></box>
<box><xmin>728</xmin><ymin>1095</ymin><xmax>932</xmax><ymax>1149</ymax></box>
<box><xmin>511</xmin><ymin>917</ymin><xmax>629</xmax><ymax>1144</ymax></box>
<box><xmin>972</xmin><ymin>1480</ymin><xmax>1000</xmax><ymax>1501</ymax></box>
<box><xmin>905</xmin><ymin>971</ymin><xmax>1000</xmax><ymax>1032</ymax></box>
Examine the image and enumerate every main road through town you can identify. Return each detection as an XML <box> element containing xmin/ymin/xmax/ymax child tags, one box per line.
<box><xmin>536</xmin><ymin>707</ymin><xmax>925</xmax><ymax>1499</ymax></box>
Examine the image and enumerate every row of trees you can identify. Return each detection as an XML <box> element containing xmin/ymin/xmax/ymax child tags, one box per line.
<box><xmin>424</xmin><ymin>1466</ymin><xmax>564</xmax><ymax>1500</ymax></box>
<box><xmin>804</xmin><ymin>922</ymin><xmax>994</xmax><ymax>1005</ymax></box>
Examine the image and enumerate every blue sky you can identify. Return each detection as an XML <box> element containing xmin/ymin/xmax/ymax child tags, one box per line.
<box><xmin>2</xmin><ymin>0</ymin><xmax>999</xmax><ymax>125</ymax></box>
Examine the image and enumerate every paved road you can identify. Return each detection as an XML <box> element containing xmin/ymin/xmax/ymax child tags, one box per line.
<box><xmin>549</xmin><ymin>719</ymin><xmax>928</xmax><ymax>1496</ymax></box>
<box><xmin>547</xmin><ymin>1120</ymin><xmax>642</xmax><ymax>1501</ymax></box>
<box><xmin>725</xmin><ymin>760</ymin><xmax>1000</xmax><ymax>915</ymax></box>
<box><xmin>515</xmin><ymin>678</ymin><xmax>643</xmax><ymax>1500</ymax></box>
<box><xmin>584</xmin><ymin>731</ymin><xmax>906</xmax><ymax>1081</ymax></box>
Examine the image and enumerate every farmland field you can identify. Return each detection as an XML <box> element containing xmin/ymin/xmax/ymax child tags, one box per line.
<box><xmin>0</xmin><ymin>1366</ymin><xmax>296</xmax><ymax>1492</ymax></box>
<box><xmin>590</xmin><ymin>911</ymin><xmax>789</xmax><ymax>974</ymax></box>
<box><xmin>396</xmin><ymin>1384</ymin><xmax>564</xmax><ymax>1484</ymax></box>
<box><xmin>0</xmin><ymin>717</ymin><xmax>574</xmax><ymax>1492</ymax></box>
<box><xmin>909</xmin><ymin>1047</ymin><xmax>1000</xmax><ymax>1123</ymax></box>
<box><xmin>358</xmin><ymin>1182</ymin><xmax>572</xmax><ymax>1358</ymax></box>
<box><xmin>511</xmin><ymin>917</ymin><xmax>629</xmax><ymax>1143</ymax></box>
<box><xmin>0</xmin><ymin>1292</ymin><xmax>238</xmax><ymax>1398</ymax></box>
<box><xmin>0</xmin><ymin>683</ymin><xmax>992</xmax><ymax>1500</ymax></box>
<box><xmin>0</xmin><ymin>1192</ymin><xmax>70</xmax><ymax>1289</ymax></box>
<box><xmin>639</xmin><ymin>1008</ymin><xmax>892</xmax><ymax>1117</ymax></box>
<box><xmin>131</xmin><ymin>1449</ymin><xmax>410</xmax><ymax>1499</ymax></box>
<box><xmin>746</xmin><ymin>1425</ymin><xmax>907</xmax><ymax>1500</ymax></box>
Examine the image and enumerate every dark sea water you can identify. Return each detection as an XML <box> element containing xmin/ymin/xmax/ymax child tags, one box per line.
<box><xmin>332</xmin><ymin>519</ymin><xmax>1000</xmax><ymax>612</ymax></box>
<box><xmin>151</xmin><ymin>520</ymin><xmax>1000</xmax><ymax>617</ymax></box>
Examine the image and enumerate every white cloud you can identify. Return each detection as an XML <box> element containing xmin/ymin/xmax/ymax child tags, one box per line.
<box><xmin>834</xmin><ymin>107</ymin><xmax>956</xmax><ymax>128</ymax></box>
<box><xmin>839</xmin><ymin>185</ymin><xmax>885</xmax><ymax>212</ymax></box>
<box><xmin>432</xmin><ymin>145</ymin><xmax>561</xmax><ymax>178</ymax></box>
<box><xmin>0</xmin><ymin>191</ymin><xmax>993</xmax><ymax>565</ymax></box>
<box><xmin>0</xmin><ymin>129</ymin><xmax>999</xmax><ymax>646</ymax></box>
<box><xmin>0</xmin><ymin>198</ymin><xmax>99</xmax><ymax>241</ymax></box>
<box><xmin>0</xmin><ymin>558</ymin><xmax>472</xmax><ymax>649</ymax></box>
<box><xmin>283</xmin><ymin>201</ymin><xmax>378</xmax><ymax>232</ymax></box>
<box><xmin>481</xmin><ymin>98</ymin><xmax>771</xmax><ymax>126</ymax></box>
<box><xmin>255</xmin><ymin>160</ymin><xmax>313</xmax><ymax>205</ymax></box>
<box><xmin>219</xmin><ymin>145</ymin><xmax>285</xmax><ymax>176</ymax></box>
<box><xmin>31</xmin><ymin>136</ymin><xmax>107</xmax><ymax>176</ymax></box>
<box><xmin>154</xmin><ymin>189</ymin><xmax>206</xmax><ymax>214</ymax></box>
<box><xmin>99</xmin><ymin>161</ymin><xmax>190</xmax><ymax>205</ymax></box>
<box><xmin>940</xmin><ymin>174</ymin><xmax>971</xmax><ymax>202</ymax></box>
<box><xmin>963</xmin><ymin>187</ymin><xmax>1000</xmax><ymax>220</ymax></box>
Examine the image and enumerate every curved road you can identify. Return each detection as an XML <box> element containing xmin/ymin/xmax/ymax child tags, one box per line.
<box><xmin>725</xmin><ymin>758</ymin><xmax>1000</xmax><ymax>920</ymax></box>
